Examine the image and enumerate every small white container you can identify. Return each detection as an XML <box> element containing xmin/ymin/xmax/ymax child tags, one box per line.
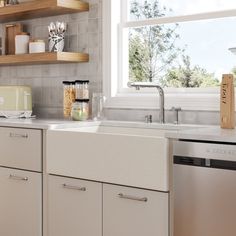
<box><xmin>29</xmin><ymin>40</ymin><xmax>45</xmax><ymax>54</ymax></box>
<box><xmin>15</xmin><ymin>32</ymin><xmax>30</xmax><ymax>55</ymax></box>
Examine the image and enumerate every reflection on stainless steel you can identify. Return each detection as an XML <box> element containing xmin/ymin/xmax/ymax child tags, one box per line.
<box><xmin>173</xmin><ymin>141</ymin><xmax>236</xmax><ymax>236</ymax></box>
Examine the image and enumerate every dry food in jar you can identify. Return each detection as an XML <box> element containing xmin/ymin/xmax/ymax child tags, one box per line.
<box><xmin>71</xmin><ymin>99</ymin><xmax>89</xmax><ymax>121</ymax></box>
<box><xmin>63</xmin><ymin>81</ymin><xmax>76</xmax><ymax>118</ymax></box>
<box><xmin>75</xmin><ymin>80</ymin><xmax>89</xmax><ymax>99</ymax></box>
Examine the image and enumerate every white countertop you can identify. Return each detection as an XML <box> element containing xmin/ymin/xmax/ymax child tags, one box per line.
<box><xmin>166</xmin><ymin>126</ymin><xmax>236</xmax><ymax>143</ymax></box>
<box><xmin>0</xmin><ymin>118</ymin><xmax>99</xmax><ymax>130</ymax></box>
<box><xmin>0</xmin><ymin>118</ymin><xmax>235</xmax><ymax>143</ymax></box>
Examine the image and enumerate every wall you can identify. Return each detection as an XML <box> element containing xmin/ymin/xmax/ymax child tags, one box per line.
<box><xmin>0</xmin><ymin>0</ymin><xmax>102</xmax><ymax>118</ymax></box>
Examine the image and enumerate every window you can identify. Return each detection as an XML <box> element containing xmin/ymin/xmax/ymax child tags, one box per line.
<box><xmin>103</xmin><ymin>0</ymin><xmax>236</xmax><ymax>110</ymax></box>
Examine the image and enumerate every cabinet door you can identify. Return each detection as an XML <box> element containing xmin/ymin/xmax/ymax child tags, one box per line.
<box><xmin>0</xmin><ymin>127</ymin><xmax>42</xmax><ymax>171</ymax></box>
<box><xmin>103</xmin><ymin>184</ymin><xmax>169</xmax><ymax>236</ymax></box>
<box><xmin>48</xmin><ymin>175</ymin><xmax>102</xmax><ymax>236</ymax></box>
<box><xmin>0</xmin><ymin>167</ymin><xmax>42</xmax><ymax>236</ymax></box>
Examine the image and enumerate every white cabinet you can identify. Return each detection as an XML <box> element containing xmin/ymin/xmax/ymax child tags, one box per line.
<box><xmin>0</xmin><ymin>167</ymin><xmax>42</xmax><ymax>236</ymax></box>
<box><xmin>48</xmin><ymin>175</ymin><xmax>102</xmax><ymax>236</ymax></box>
<box><xmin>103</xmin><ymin>184</ymin><xmax>169</xmax><ymax>236</ymax></box>
<box><xmin>0</xmin><ymin>127</ymin><xmax>42</xmax><ymax>171</ymax></box>
<box><xmin>48</xmin><ymin>178</ymin><xmax>169</xmax><ymax>236</ymax></box>
<box><xmin>0</xmin><ymin>127</ymin><xmax>43</xmax><ymax>236</ymax></box>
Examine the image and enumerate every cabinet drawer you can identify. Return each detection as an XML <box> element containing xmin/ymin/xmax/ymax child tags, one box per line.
<box><xmin>0</xmin><ymin>167</ymin><xmax>42</xmax><ymax>236</ymax></box>
<box><xmin>48</xmin><ymin>175</ymin><xmax>102</xmax><ymax>236</ymax></box>
<box><xmin>0</xmin><ymin>127</ymin><xmax>42</xmax><ymax>171</ymax></box>
<box><xmin>103</xmin><ymin>184</ymin><xmax>169</xmax><ymax>236</ymax></box>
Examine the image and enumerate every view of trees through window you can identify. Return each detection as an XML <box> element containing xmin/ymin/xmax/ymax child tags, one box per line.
<box><xmin>128</xmin><ymin>0</ymin><xmax>236</xmax><ymax>88</ymax></box>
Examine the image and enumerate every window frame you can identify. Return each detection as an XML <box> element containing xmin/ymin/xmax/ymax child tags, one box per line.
<box><xmin>102</xmin><ymin>0</ymin><xmax>236</xmax><ymax>111</ymax></box>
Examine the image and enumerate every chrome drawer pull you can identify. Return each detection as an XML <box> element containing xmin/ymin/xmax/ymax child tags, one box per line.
<box><xmin>9</xmin><ymin>133</ymin><xmax>28</xmax><ymax>139</ymax></box>
<box><xmin>9</xmin><ymin>174</ymin><xmax>28</xmax><ymax>181</ymax></box>
<box><xmin>62</xmin><ymin>184</ymin><xmax>86</xmax><ymax>191</ymax></box>
<box><xmin>118</xmin><ymin>193</ymin><xmax>148</xmax><ymax>202</ymax></box>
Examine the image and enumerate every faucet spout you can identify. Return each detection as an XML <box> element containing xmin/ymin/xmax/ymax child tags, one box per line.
<box><xmin>127</xmin><ymin>82</ymin><xmax>165</xmax><ymax>123</ymax></box>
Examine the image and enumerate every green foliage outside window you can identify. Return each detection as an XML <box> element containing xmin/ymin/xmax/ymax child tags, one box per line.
<box><xmin>129</xmin><ymin>0</ymin><xmax>220</xmax><ymax>87</ymax></box>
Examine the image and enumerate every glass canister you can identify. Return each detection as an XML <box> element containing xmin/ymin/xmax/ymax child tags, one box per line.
<box><xmin>92</xmin><ymin>93</ymin><xmax>105</xmax><ymax>120</ymax></box>
<box><xmin>75</xmin><ymin>80</ymin><xmax>89</xmax><ymax>99</ymax></box>
<box><xmin>71</xmin><ymin>99</ymin><xmax>89</xmax><ymax>121</ymax></box>
<box><xmin>63</xmin><ymin>81</ymin><xmax>75</xmax><ymax>118</ymax></box>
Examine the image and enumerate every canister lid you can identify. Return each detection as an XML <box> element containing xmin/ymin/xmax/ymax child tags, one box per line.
<box><xmin>75</xmin><ymin>80</ymin><xmax>89</xmax><ymax>84</ymax></box>
<box><xmin>75</xmin><ymin>99</ymin><xmax>90</xmax><ymax>102</ymax></box>
<box><xmin>16</xmin><ymin>32</ymin><xmax>30</xmax><ymax>36</ymax></box>
<box><xmin>62</xmin><ymin>81</ymin><xmax>72</xmax><ymax>85</ymax></box>
<box><xmin>30</xmin><ymin>39</ymin><xmax>45</xmax><ymax>43</ymax></box>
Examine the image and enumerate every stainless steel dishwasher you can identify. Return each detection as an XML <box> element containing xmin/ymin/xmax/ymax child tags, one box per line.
<box><xmin>173</xmin><ymin>140</ymin><xmax>236</xmax><ymax>236</ymax></box>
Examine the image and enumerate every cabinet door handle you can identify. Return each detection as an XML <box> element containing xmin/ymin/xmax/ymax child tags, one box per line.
<box><xmin>118</xmin><ymin>193</ymin><xmax>148</xmax><ymax>202</ymax></box>
<box><xmin>9</xmin><ymin>133</ymin><xmax>28</xmax><ymax>139</ymax></box>
<box><xmin>62</xmin><ymin>184</ymin><xmax>86</xmax><ymax>191</ymax></box>
<box><xmin>9</xmin><ymin>174</ymin><xmax>28</xmax><ymax>181</ymax></box>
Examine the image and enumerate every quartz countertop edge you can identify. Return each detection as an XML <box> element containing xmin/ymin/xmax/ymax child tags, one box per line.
<box><xmin>0</xmin><ymin>118</ymin><xmax>100</xmax><ymax>130</ymax></box>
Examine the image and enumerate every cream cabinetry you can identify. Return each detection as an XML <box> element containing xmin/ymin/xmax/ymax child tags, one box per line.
<box><xmin>48</xmin><ymin>175</ymin><xmax>169</xmax><ymax>236</ymax></box>
<box><xmin>103</xmin><ymin>184</ymin><xmax>169</xmax><ymax>236</ymax></box>
<box><xmin>0</xmin><ymin>167</ymin><xmax>42</xmax><ymax>236</ymax></box>
<box><xmin>0</xmin><ymin>127</ymin><xmax>42</xmax><ymax>236</ymax></box>
<box><xmin>46</xmin><ymin>126</ymin><xmax>170</xmax><ymax>236</ymax></box>
<box><xmin>0</xmin><ymin>127</ymin><xmax>42</xmax><ymax>172</ymax></box>
<box><xmin>48</xmin><ymin>175</ymin><xmax>102</xmax><ymax>236</ymax></box>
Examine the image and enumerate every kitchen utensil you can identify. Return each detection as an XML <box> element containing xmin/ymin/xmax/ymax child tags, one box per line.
<box><xmin>48</xmin><ymin>21</ymin><xmax>67</xmax><ymax>52</ymax></box>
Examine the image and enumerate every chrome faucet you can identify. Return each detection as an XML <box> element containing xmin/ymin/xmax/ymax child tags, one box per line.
<box><xmin>127</xmin><ymin>82</ymin><xmax>165</xmax><ymax>123</ymax></box>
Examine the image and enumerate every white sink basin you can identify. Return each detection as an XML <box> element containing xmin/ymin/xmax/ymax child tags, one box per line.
<box><xmin>53</xmin><ymin>121</ymin><xmax>197</xmax><ymax>137</ymax></box>
<box><xmin>46</xmin><ymin>121</ymin><xmax>199</xmax><ymax>191</ymax></box>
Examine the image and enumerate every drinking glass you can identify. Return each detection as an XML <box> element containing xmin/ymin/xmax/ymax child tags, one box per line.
<box><xmin>92</xmin><ymin>93</ymin><xmax>105</xmax><ymax>120</ymax></box>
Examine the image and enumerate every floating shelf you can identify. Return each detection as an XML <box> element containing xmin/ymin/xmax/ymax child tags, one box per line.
<box><xmin>0</xmin><ymin>0</ymin><xmax>89</xmax><ymax>23</ymax></box>
<box><xmin>0</xmin><ymin>52</ymin><xmax>89</xmax><ymax>66</ymax></box>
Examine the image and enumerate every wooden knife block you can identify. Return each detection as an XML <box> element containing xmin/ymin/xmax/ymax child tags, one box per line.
<box><xmin>220</xmin><ymin>74</ymin><xmax>235</xmax><ymax>129</ymax></box>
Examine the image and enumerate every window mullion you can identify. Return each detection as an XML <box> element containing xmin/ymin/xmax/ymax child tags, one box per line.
<box><xmin>122</xmin><ymin>8</ymin><xmax>236</xmax><ymax>29</ymax></box>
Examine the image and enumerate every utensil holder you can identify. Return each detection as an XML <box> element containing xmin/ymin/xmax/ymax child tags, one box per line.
<box><xmin>49</xmin><ymin>34</ymin><xmax>65</xmax><ymax>52</ymax></box>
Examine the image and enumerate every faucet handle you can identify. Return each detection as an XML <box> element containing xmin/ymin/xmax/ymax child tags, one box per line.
<box><xmin>171</xmin><ymin>107</ymin><xmax>182</xmax><ymax>124</ymax></box>
<box><xmin>145</xmin><ymin>115</ymin><xmax>152</xmax><ymax>123</ymax></box>
<box><xmin>171</xmin><ymin>107</ymin><xmax>182</xmax><ymax>112</ymax></box>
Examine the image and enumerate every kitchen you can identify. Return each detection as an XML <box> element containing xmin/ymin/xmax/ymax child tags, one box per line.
<box><xmin>0</xmin><ymin>0</ymin><xmax>236</xmax><ymax>236</ymax></box>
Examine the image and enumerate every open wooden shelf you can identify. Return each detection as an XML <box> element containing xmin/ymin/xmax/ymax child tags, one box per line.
<box><xmin>0</xmin><ymin>0</ymin><xmax>89</xmax><ymax>23</ymax></box>
<box><xmin>0</xmin><ymin>52</ymin><xmax>89</xmax><ymax>66</ymax></box>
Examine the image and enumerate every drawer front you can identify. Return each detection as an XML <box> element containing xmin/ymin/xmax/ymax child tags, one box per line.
<box><xmin>48</xmin><ymin>175</ymin><xmax>102</xmax><ymax>236</ymax></box>
<box><xmin>0</xmin><ymin>127</ymin><xmax>42</xmax><ymax>171</ymax></box>
<box><xmin>0</xmin><ymin>167</ymin><xmax>42</xmax><ymax>236</ymax></box>
<box><xmin>103</xmin><ymin>184</ymin><xmax>169</xmax><ymax>236</ymax></box>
